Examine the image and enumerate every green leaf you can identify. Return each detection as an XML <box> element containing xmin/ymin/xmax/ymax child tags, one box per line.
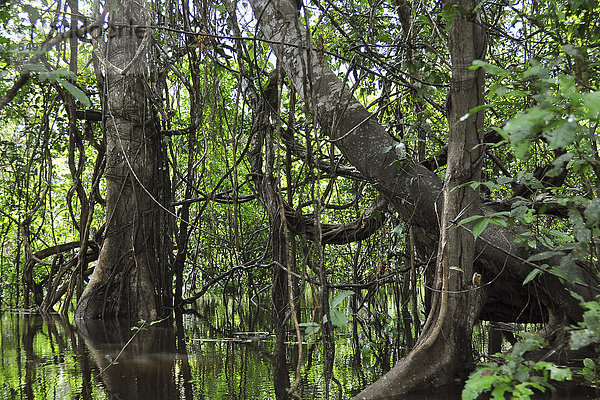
<box><xmin>527</xmin><ymin>251</ymin><xmax>563</xmax><ymax>262</ymax></box>
<box><xmin>490</xmin><ymin>384</ymin><xmax>508</xmax><ymax>400</ymax></box>
<box><xmin>53</xmin><ymin>68</ymin><xmax>77</xmax><ymax>79</ymax></box>
<box><xmin>504</xmin><ymin>107</ymin><xmax>553</xmax><ymax>160</ymax></box>
<box><xmin>299</xmin><ymin>322</ymin><xmax>320</xmax><ymax>337</ymax></box>
<box><xmin>329</xmin><ymin>309</ymin><xmax>348</xmax><ymax>328</ymax></box>
<box><xmin>23</xmin><ymin>63</ymin><xmax>47</xmax><ymax>72</ymax></box>
<box><xmin>331</xmin><ymin>290</ymin><xmax>353</xmax><ymax>308</ymax></box>
<box><xmin>544</xmin><ymin>120</ymin><xmax>577</xmax><ymax>150</ymax></box>
<box><xmin>546</xmin><ymin>364</ymin><xmax>572</xmax><ymax>381</ymax></box>
<box><xmin>562</xmin><ymin>44</ymin><xmax>578</xmax><ymax>56</ymax></box>
<box><xmin>57</xmin><ymin>78</ymin><xmax>91</xmax><ymax>107</ymax></box>
<box><xmin>462</xmin><ymin>372</ymin><xmax>497</xmax><ymax>400</ymax></box>
<box><xmin>468</xmin><ymin>104</ymin><xmax>490</xmax><ymax>115</ymax></box>
<box><xmin>569</xmin><ymin>209</ymin><xmax>591</xmax><ymax>242</ymax></box>
<box><xmin>497</xmin><ymin>176</ymin><xmax>513</xmax><ymax>184</ymax></box>
<box><xmin>547</xmin><ymin>153</ymin><xmax>573</xmax><ymax>177</ymax></box>
<box><xmin>521</xmin><ymin>209</ymin><xmax>535</xmax><ymax>225</ymax></box>
<box><xmin>472</xmin><ymin>218</ymin><xmax>490</xmax><ymax>239</ymax></box>
<box><xmin>441</xmin><ymin>2</ymin><xmax>458</xmax><ymax>26</ymax></box>
<box><xmin>457</xmin><ymin>214</ymin><xmax>483</xmax><ymax>227</ymax></box>
<box><xmin>584</xmin><ymin>198</ymin><xmax>600</xmax><ymax>226</ymax></box>
<box><xmin>552</xmin><ymin>257</ymin><xmax>579</xmax><ymax>283</ymax></box>
<box><xmin>522</xmin><ymin>268</ymin><xmax>542</xmax><ymax>285</ymax></box>
<box><xmin>470</xmin><ymin>60</ymin><xmax>509</xmax><ymax>76</ymax></box>
<box><xmin>583</xmin><ymin>91</ymin><xmax>600</xmax><ymax>116</ymax></box>
<box><xmin>488</xmin><ymin>217</ymin><xmax>507</xmax><ymax>227</ymax></box>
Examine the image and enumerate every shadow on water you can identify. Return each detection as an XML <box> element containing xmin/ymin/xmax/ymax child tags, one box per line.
<box><xmin>0</xmin><ymin>309</ymin><xmax>598</xmax><ymax>399</ymax></box>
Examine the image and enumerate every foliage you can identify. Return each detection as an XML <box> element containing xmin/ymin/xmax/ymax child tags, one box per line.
<box><xmin>300</xmin><ymin>289</ymin><xmax>353</xmax><ymax>344</ymax></box>
<box><xmin>569</xmin><ymin>297</ymin><xmax>600</xmax><ymax>386</ymax></box>
<box><xmin>0</xmin><ymin>0</ymin><xmax>599</xmax><ymax>395</ymax></box>
<box><xmin>463</xmin><ymin>333</ymin><xmax>572</xmax><ymax>400</ymax></box>
<box><xmin>570</xmin><ymin>297</ymin><xmax>600</xmax><ymax>351</ymax></box>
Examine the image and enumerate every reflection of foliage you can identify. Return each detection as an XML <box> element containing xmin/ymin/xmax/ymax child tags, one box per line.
<box><xmin>0</xmin><ymin>0</ymin><xmax>599</xmax><ymax>396</ymax></box>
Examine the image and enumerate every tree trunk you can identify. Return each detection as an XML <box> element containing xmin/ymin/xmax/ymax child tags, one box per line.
<box><xmin>248</xmin><ymin>71</ymin><xmax>290</xmax><ymax>399</ymax></box>
<box><xmin>358</xmin><ymin>0</ymin><xmax>486</xmax><ymax>396</ymax></box>
<box><xmin>247</xmin><ymin>0</ymin><xmax>591</xmax><ymax>323</ymax></box>
<box><xmin>75</xmin><ymin>0</ymin><xmax>172</xmax><ymax>320</ymax></box>
<box><xmin>247</xmin><ymin>0</ymin><xmax>597</xmax><ymax>396</ymax></box>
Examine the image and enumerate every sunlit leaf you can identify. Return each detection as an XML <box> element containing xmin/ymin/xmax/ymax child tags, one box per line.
<box><xmin>329</xmin><ymin>309</ymin><xmax>348</xmax><ymax>328</ymax></box>
<box><xmin>331</xmin><ymin>290</ymin><xmax>353</xmax><ymax>308</ymax></box>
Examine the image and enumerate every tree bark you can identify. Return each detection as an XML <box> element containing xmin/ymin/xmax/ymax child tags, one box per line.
<box><xmin>75</xmin><ymin>0</ymin><xmax>172</xmax><ymax>320</ymax></box>
<box><xmin>358</xmin><ymin>1</ymin><xmax>486</xmax><ymax>396</ymax></box>
<box><xmin>247</xmin><ymin>0</ymin><xmax>598</xmax><ymax>396</ymax></box>
<box><xmin>247</xmin><ymin>0</ymin><xmax>593</xmax><ymax>322</ymax></box>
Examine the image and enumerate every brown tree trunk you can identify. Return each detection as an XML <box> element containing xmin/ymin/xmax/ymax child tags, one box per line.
<box><xmin>248</xmin><ymin>71</ymin><xmax>290</xmax><ymax>399</ymax></box>
<box><xmin>247</xmin><ymin>0</ymin><xmax>596</xmax><ymax>396</ymax></box>
<box><xmin>358</xmin><ymin>0</ymin><xmax>486</xmax><ymax>396</ymax></box>
<box><xmin>247</xmin><ymin>0</ymin><xmax>590</xmax><ymax>326</ymax></box>
<box><xmin>75</xmin><ymin>0</ymin><xmax>172</xmax><ymax>320</ymax></box>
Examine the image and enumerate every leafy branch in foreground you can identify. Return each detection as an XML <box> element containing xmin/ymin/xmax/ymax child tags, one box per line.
<box><xmin>463</xmin><ymin>333</ymin><xmax>572</xmax><ymax>400</ymax></box>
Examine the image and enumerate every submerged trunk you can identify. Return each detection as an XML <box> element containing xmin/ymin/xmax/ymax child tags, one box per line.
<box><xmin>246</xmin><ymin>0</ymin><xmax>585</xmax><ymax>326</ymax></box>
<box><xmin>358</xmin><ymin>0</ymin><xmax>486</xmax><ymax>396</ymax></box>
<box><xmin>248</xmin><ymin>71</ymin><xmax>290</xmax><ymax>399</ymax></box>
<box><xmin>75</xmin><ymin>0</ymin><xmax>172</xmax><ymax>320</ymax></box>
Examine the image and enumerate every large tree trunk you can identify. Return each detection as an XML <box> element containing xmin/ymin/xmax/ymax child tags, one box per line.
<box><xmin>248</xmin><ymin>71</ymin><xmax>291</xmax><ymax>399</ymax></box>
<box><xmin>357</xmin><ymin>1</ymin><xmax>486</xmax><ymax>396</ymax></box>
<box><xmin>247</xmin><ymin>0</ymin><xmax>597</xmax><ymax>396</ymax></box>
<box><xmin>75</xmin><ymin>0</ymin><xmax>172</xmax><ymax>320</ymax></box>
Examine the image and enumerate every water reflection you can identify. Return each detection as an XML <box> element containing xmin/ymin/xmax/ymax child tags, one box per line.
<box><xmin>0</xmin><ymin>309</ymin><xmax>452</xmax><ymax>399</ymax></box>
<box><xmin>0</xmin><ymin>312</ymin><xmax>282</xmax><ymax>399</ymax></box>
<box><xmin>76</xmin><ymin>319</ymin><xmax>178</xmax><ymax>400</ymax></box>
<box><xmin>0</xmin><ymin>311</ymin><xmax>597</xmax><ymax>399</ymax></box>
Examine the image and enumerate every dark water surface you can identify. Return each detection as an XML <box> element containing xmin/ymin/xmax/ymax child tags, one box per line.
<box><xmin>1</xmin><ymin>308</ymin><xmax>597</xmax><ymax>400</ymax></box>
<box><xmin>0</xmin><ymin>305</ymin><xmax>382</xmax><ymax>400</ymax></box>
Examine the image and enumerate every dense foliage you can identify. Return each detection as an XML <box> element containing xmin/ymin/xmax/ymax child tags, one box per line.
<box><xmin>1</xmin><ymin>0</ymin><xmax>599</xmax><ymax>397</ymax></box>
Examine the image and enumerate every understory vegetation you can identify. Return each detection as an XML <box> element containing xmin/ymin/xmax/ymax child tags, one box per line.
<box><xmin>0</xmin><ymin>0</ymin><xmax>599</xmax><ymax>398</ymax></box>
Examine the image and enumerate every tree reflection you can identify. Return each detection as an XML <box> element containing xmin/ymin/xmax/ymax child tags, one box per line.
<box><xmin>76</xmin><ymin>319</ymin><xmax>179</xmax><ymax>400</ymax></box>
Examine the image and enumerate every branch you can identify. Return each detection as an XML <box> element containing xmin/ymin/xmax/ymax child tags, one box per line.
<box><xmin>0</xmin><ymin>12</ymin><xmax>107</xmax><ymax>111</ymax></box>
<box><xmin>284</xmin><ymin>196</ymin><xmax>387</xmax><ymax>245</ymax></box>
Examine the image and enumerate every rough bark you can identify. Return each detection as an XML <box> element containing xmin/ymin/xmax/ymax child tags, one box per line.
<box><xmin>247</xmin><ymin>0</ymin><xmax>593</xmax><ymax>325</ymax></box>
<box><xmin>75</xmin><ymin>0</ymin><xmax>172</xmax><ymax>320</ymax></box>
<box><xmin>246</xmin><ymin>0</ymin><xmax>599</xmax><ymax>396</ymax></box>
<box><xmin>358</xmin><ymin>1</ymin><xmax>486</xmax><ymax>396</ymax></box>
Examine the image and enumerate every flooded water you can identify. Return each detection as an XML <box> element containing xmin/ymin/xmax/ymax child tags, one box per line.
<box><xmin>0</xmin><ymin>302</ymin><xmax>381</xmax><ymax>399</ymax></box>
<box><xmin>1</xmin><ymin>304</ymin><xmax>596</xmax><ymax>400</ymax></box>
